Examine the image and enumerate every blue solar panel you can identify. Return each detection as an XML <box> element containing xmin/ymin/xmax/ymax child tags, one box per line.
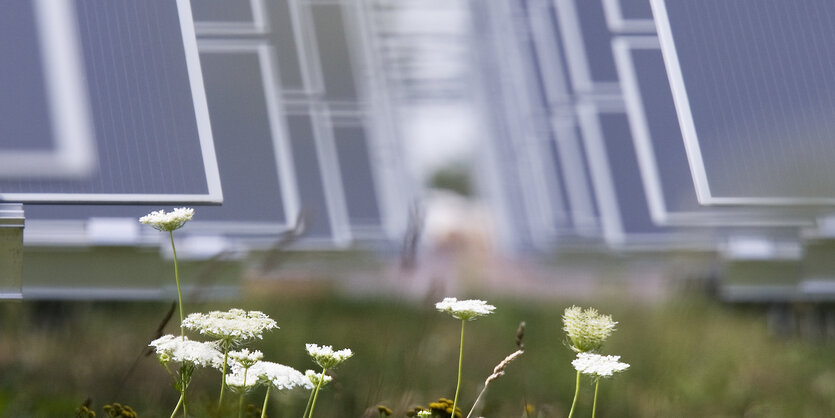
<box><xmin>613</xmin><ymin>36</ymin><xmax>816</xmax><ymax>227</ymax></box>
<box><xmin>555</xmin><ymin>0</ymin><xmax>621</xmax><ymax>94</ymax></box>
<box><xmin>653</xmin><ymin>0</ymin><xmax>835</xmax><ymax>205</ymax></box>
<box><xmin>0</xmin><ymin>0</ymin><xmax>96</xmax><ymax>179</ymax></box>
<box><xmin>602</xmin><ymin>0</ymin><xmax>655</xmax><ymax>33</ymax></box>
<box><xmin>577</xmin><ymin>101</ymin><xmax>713</xmax><ymax>248</ymax></box>
<box><xmin>0</xmin><ymin>0</ymin><xmax>221</xmax><ymax>204</ymax></box>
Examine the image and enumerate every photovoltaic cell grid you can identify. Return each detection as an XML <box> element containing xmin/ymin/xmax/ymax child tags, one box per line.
<box><xmin>0</xmin><ymin>0</ymin><xmax>221</xmax><ymax>204</ymax></box>
<box><xmin>24</xmin><ymin>0</ymin><xmax>398</xmax><ymax>248</ymax></box>
<box><xmin>577</xmin><ymin>102</ymin><xmax>713</xmax><ymax>249</ymax></box>
<box><xmin>0</xmin><ymin>0</ymin><xmax>96</xmax><ymax>179</ymax></box>
<box><xmin>613</xmin><ymin>37</ymin><xmax>816</xmax><ymax>228</ymax></box>
<box><xmin>653</xmin><ymin>0</ymin><xmax>835</xmax><ymax>205</ymax></box>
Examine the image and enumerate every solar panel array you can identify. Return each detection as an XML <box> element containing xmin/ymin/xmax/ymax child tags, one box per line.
<box><xmin>653</xmin><ymin>0</ymin><xmax>835</xmax><ymax>205</ymax></box>
<box><xmin>15</xmin><ymin>0</ymin><xmax>411</xmax><ymax>249</ymax></box>
<box><xmin>477</xmin><ymin>0</ymin><xmax>828</xmax><ymax>250</ymax></box>
<box><xmin>0</xmin><ymin>0</ymin><xmax>221</xmax><ymax>203</ymax></box>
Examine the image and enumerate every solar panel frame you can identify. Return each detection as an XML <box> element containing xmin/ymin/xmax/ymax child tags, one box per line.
<box><xmin>554</xmin><ymin>0</ymin><xmax>621</xmax><ymax>95</ymax></box>
<box><xmin>577</xmin><ymin>100</ymin><xmax>714</xmax><ymax>249</ymax></box>
<box><xmin>0</xmin><ymin>0</ymin><xmax>222</xmax><ymax>205</ymax></box>
<box><xmin>612</xmin><ymin>36</ymin><xmax>816</xmax><ymax>228</ymax></box>
<box><xmin>192</xmin><ymin>0</ymin><xmax>269</xmax><ymax>36</ymax></box>
<box><xmin>0</xmin><ymin>0</ymin><xmax>96</xmax><ymax>179</ymax></box>
<box><xmin>651</xmin><ymin>0</ymin><xmax>835</xmax><ymax>205</ymax></box>
<box><xmin>601</xmin><ymin>0</ymin><xmax>656</xmax><ymax>33</ymax></box>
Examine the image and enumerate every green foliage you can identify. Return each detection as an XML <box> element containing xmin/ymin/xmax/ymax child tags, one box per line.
<box><xmin>2</xmin><ymin>295</ymin><xmax>835</xmax><ymax>416</ymax></box>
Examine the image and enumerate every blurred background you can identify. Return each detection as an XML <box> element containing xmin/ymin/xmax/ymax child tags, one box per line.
<box><xmin>3</xmin><ymin>0</ymin><xmax>835</xmax><ymax>416</ymax></box>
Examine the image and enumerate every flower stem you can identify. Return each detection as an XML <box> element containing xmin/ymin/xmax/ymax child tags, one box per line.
<box><xmin>219</xmin><ymin>340</ymin><xmax>230</xmax><ymax>409</ymax></box>
<box><xmin>465</xmin><ymin>384</ymin><xmax>488</xmax><ymax>418</ymax></box>
<box><xmin>452</xmin><ymin>319</ymin><xmax>465</xmax><ymax>417</ymax></box>
<box><xmin>307</xmin><ymin>368</ymin><xmax>327</xmax><ymax>418</ymax></box>
<box><xmin>169</xmin><ymin>231</ymin><xmax>185</xmax><ymax>340</ymax></box>
<box><xmin>260</xmin><ymin>386</ymin><xmax>271</xmax><ymax>418</ymax></box>
<box><xmin>592</xmin><ymin>379</ymin><xmax>599</xmax><ymax>418</ymax></box>
<box><xmin>302</xmin><ymin>380</ymin><xmax>315</xmax><ymax>418</ymax></box>
<box><xmin>238</xmin><ymin>392</ymin><xmax>244</xmax><ymax>418</ymax></box>
<box><xmin>170</xmin><ymin>391</ymin><xmax>184</xmax><ymax>418</ymax></box>
<box><xmin>567</xmin><ymin>370</ymin><xmax>581</xmax><ymax>418</ymax></box>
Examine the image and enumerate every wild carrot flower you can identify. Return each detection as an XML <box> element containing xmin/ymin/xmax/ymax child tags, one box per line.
<box><xmin>149</xmin><ymin>335</ymin><xmax>222</xmax><ymax>367</ymax></box>
<box><xmin>261</xmin><ymin>363</ymin><xmax>311</xmax><ymax>418</ymax></box>
<box><xmin>572</xmin><ymin>353</ymin><xmax>630</xmax><ymax>378</ymax></box>
<box><xmin>562</xmin><ymin>306</ymin><xmax>617</xmax><ymax>353</ymax></box>
<box><xmin>149</xmin><ymin>335</ymin><xmax>222</xmax><ymax>417</ymax></box>
<box><xmin>435</xmin><ymin>297</ymin><xmax>496</xmax><ymax>418</ymax></box>
<box><xmin>435</xmin><ymin>297</ymin><xmax>495</xmax><ymax>321</ymax></box>
<box><xmin>304</xmin><ymin>345</ymin><xmax>352</xmax><ymax>418</ymax></box>
<box><xmin>304</xmin><ymin>369</ymin><xmax>333</xmax><ymax>388</ymax></box>
<box><xmin>183</xmin><ymin>309</ymin><xmax>277</xmax><ymax>410</ymax></box>
<box><xmin>139</xmin><ymin>207</ymin><xmax>194</xmax><ymax>232</ymax></box>
<box><xmin>183</xmin><ymin>309</ymin><xmax>278</xmax><ymax>342</ymax></box>
<box><xmin>305</xmin><ymin>344</ymin><xmax>353</xmax><ymax>369</ymax></box>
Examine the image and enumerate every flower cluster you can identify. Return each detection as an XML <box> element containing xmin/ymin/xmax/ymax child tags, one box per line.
<box><xmin>572</xmin><ymin>353</ymin><xmax>630</xmax><ymax>378</ymax></box>
<box><xmin>435</xmin><ymin>297</ymin><xmax>496</xmax><ymax>321</ymax></box>
<box><xmin>183</xmin><ymin>309</ymin><xmax>278</xmax><ymax>342</ymax></box>
<box><xmin>149</xmin><ymin>335</ymin><xmax>222</xmax><ymax>368</ymax></box>
<box><xmin>305</xmin><ymin>369</ymin><xmax>333</xmax><ymax>387</ymax></box>
<box><xmin>228</xmin><ymin>348</ymin><xmax>263</xmax><ymax>369</ymax></box>
<box><xmin>251</xmin><ymin>361</ymin><xmax>312</xmax><ymax>390</ymax></box>
<box><xmin>562</xmin><ymin>306</ymin><xmax>617</xmax><ymax>353</ymax></box>
<box><xmin>139</xmin><ymin>207</ymin><xmax>194</xmax><ymax>232</ymax></box>
<box><xmin>306</xmin><ymin>344</ymin><xmax>353</xmax><ymax>370</ymax></box>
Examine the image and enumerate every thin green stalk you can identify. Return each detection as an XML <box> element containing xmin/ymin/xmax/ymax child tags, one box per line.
<box><xmin>302</xmin><ymin>379</ymin><xmax>316</xmax><ymax>418</ymax></box>
<box><xmin>260</xmin><ymin>386</ymin><xmax>271</xmax><ymax>418</ymax></box>
<box><xmin>170</xmin><ymin>391</ymin><xmax>184</xmax><ymax>418</ymax></box>
<box><xmin>237</xmin><ymin>368</ymin><xmax>248</xmax><ymax>418</ymax></box>
<box><xmin>567</xmin><ymin>370</ymin><xmax>581</xmax><ymax>418</ymax></box>
<box><xmin>169</xmin><ymin>231</ymin><xmax>184</xmax><ymax>340</ymax></box>
<box><xmin>452</xmin><ymin>319</ymin><xmax>465</xmax><ymax>417</ymax></box>
<box><xmin>307</xmin><ymin>369</ymin><xmax>327</xmax><ymax>418</ymax></box>
<box><xmin>591</xmin><ymin>379</ymin><xmax>599</xmax><ymax>418</ymax></box>
<box><xmin>219</xmin><ymin>340</ymin><xmax>231</xmax><ymax>408</ymax></box>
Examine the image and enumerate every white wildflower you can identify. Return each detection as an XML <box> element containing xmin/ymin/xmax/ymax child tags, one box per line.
<box><xmin>149</xmin><ymin>335</ymin><xmax>222</xmax><ymax>367</ymax></box>
<box><xmin>416</xmin><ymin>411</ymin><xmax>431</xmax><ymax>417</ymax></box>
<box><xmin>225</xmin><ymin>368</ymin><xmax>260</xmax><ymax>392</ymax></box>
<box><xmin>562</xmin><ymin>306</ymin><xmax>617</xmax><ymax>353</ymax></box>
<box><xmin>572</xmin><ymin>353</ymin><xmax>630</xmax><ymax>378</ymax></box>
<box><xmin>139</xmin><ymin>207</ymin><xmax>194</xmax><ymax>232</ymax></box>
<box><xmin>305</xmin><ymin>344</ymin><xmax>353</xmax><ymax>369</ymax></box>
<box><xmin>305</xmin><ymin>369</ymin><xmax>333</xmax><ymax>388</ymax></box>
<box><xmin>250</xmin><ymin>361</ymin><xmax>312</xmax><ymax>390</ymax></box>
<box><xmin>435</xmin><ymin>297</ymin><xmax>496</xmax><ymax>321</ymax></box>
<box><xmin>182</xmin><ymin>309</ymin><xmax>278</xmax><ymax>342</ymax></box>
<box><xmin>228</xmin><ymin>348</ymin><xmax>263</xmax><ymax>370</ymax></box>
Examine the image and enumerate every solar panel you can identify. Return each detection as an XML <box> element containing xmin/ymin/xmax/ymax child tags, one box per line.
<box><xmin>554</xmin><ymin>0</ymin><xmax>621</xmax><ymax>94</ymax></box>
<box><xmin>652</xmin><ymin>0</ymin><xmax>835</xmax><ymax>205</ymax></box>
<box><xmin>613</xmin><ymin>36</ymin><xmax>817</xmax><ymax>227</ymax></box>
<box><xmin>602</xmin><ymin>0</ymin><xmax>655</xmax><ymax>33</ymax></box>
<box><xmin>0</xmin><ymin>0</ymin><xmax>221</xmax><ymax>204</ymax></box>
<box><xmin>22</xmin><ymin>0</ymin><xmax>403</xmax><ymax>248</ymax></box>
<box><xmin>0</xmin><ymin>0</ymin><xmax>95</xmax><ymax>179</ymax></box>
<box><xmin>577</xmin><ymin>101</ymin><xmax>713</xmax><ymax>248</ymax></box>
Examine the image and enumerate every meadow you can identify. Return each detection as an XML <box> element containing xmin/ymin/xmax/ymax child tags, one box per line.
<box><xmin>0</xmin><ymin>288</ymin><xmax>833</xmax><ymax>417</ymax></box>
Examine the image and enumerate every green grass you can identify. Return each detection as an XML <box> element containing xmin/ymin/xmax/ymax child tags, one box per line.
<box><xmin>1</xmin><ymin>292</ymin><xmax>834</xmax><ymax>417</ymax></box>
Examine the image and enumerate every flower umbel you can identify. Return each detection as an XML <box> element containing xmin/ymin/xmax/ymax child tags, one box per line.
<box><xmin>139</xmin><ymin>207</ymin><xmax>194</xmax><ymax>232</ymax></box>
<box><xmin>183</xmin><ymin>309</ymin><xmax>278</xmax><ymax>343</ymax></box>
<box><xmin>572</xmin><ymin>353</ymin><xmax>630</xmax><ymax>378</ymax></box>
<box><xmin>252</xmin><ymin>361</ymin><xmax>312</xmax><ymax>390</ymax></box>
<box><xmin>435</xmin><ymin>297</ymin><xmax>496</xmax><ymax>321</ymax></box>
<box><xmin>305</xmin><ymin>344</ymin><xmax>353</xmax><ymax>370</ymax></box>
<box><xmin>562</xmin><ymin>306</ymin><xmax>617</xmax><ymax>353</ymax></box>
<box><xmin>149</xmin><ymin>335</ymin><xmax>222</xmax><ymax>367</ymax></box>
<box><xmin>305</xmin><ymin>369</ymin><xmax>333</xmax><ymax>388</ymax></box>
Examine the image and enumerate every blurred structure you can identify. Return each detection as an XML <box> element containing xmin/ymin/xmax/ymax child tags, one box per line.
<box><xmin>5</xmin><ymin>0</ymin><xmax>835</xmax><ymax>308</ymax></box>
